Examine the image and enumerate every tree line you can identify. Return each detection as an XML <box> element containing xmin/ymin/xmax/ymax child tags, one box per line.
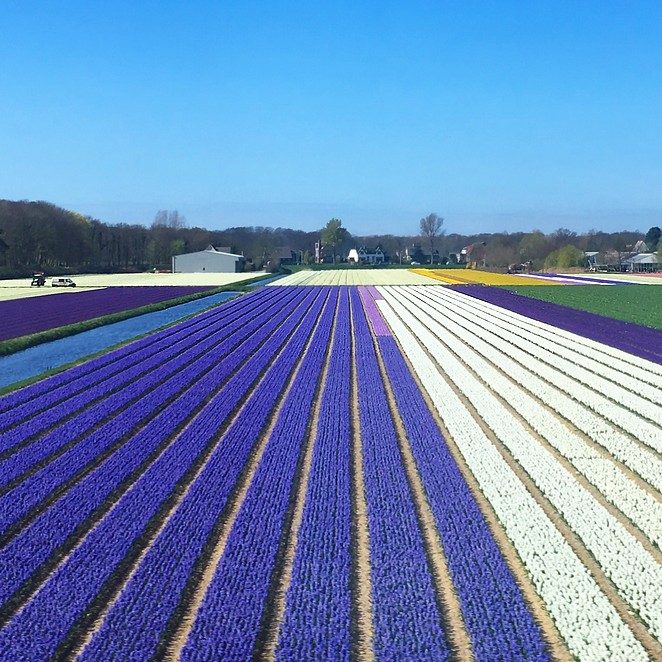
<box><xmin>0</xmin><ymin>199</ymin><xmax>656</xmax><ymax>277</ymax></box>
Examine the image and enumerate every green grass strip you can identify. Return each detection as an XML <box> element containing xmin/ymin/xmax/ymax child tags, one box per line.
<box><xmin>501</xmin><ymin>284</ymin><xmax>662</xmax><ymax>329</ymax></box>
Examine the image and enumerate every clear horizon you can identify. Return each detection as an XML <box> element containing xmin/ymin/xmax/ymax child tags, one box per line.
<box><xmin>2</xmin><ymin>1</ymin><xmax>661</xmax><ymax>235</ymax></box>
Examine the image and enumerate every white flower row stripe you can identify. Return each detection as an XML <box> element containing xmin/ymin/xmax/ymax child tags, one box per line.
<box><xmin>393</xmin><ymin>287</ymin><xmax>662</xmax><ymax>548</ymax></box>
<box><xmin>426</xmin><ymin>287</ymin><xmax>662</xmax><ymax>403</ymax></box>
<box><xmin>268</xmin><ymin>270</ymin><xmax>434</xmax><ymax>286</ymax></box>
<box><xmin>381</xmin><ymin>288</ymin><xmax>662</xmax><ymax>642</ymax></box>
<box><xmin>425</xmin><ymin>287</ymin><xmax>662</xmax><ymax>424</ymax></box>
<box><xmin>433</xmin><ymin>286</ymin><xmax>662</xmax><ymax>385</ymax></box>
<box><xmin>416</xmin><ymin>287</ymin><xmax>662</xmax><ymax>453</ymax></box>
<box><xmin>397</xmin><ymin>287</ymin><xmax>662</xmax><ymax>491</ymax></box>
<box><xmin>374</xmin><ymin>297</ymin><xmax>648</xmax><ymax>661</ymax></box>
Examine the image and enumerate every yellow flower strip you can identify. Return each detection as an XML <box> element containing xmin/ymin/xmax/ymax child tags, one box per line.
<box><xmin>412</xmin><ymin>269</ymin><xmax>565</xmax><ymax>286</ymax></box>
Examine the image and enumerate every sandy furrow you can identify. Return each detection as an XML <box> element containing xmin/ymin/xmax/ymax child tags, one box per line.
<box><xmin>348</xmin><ymin>306</ymin><xmax>376</xmax><ymax>661</ymax></box>
<box><xmin>69</xmin><ymin>290</ymin><xmax>328</xmax><ymax>659</ymax></box>
<box><xmin>366</xmin><ymin>323</ymin><xmax>473</xmax><ymax>659</ymax></box>
<box><xmin>160</xmin><ymin>290</ymin><xmax>334</xmax><ymax>660</ymax></box>
<box><xmin>258</xmin><ymin>298</ymin><xmax>341</xmax><ymax>659</ymax></box>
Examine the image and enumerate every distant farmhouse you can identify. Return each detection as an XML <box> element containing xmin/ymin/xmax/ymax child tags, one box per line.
<box><xmin>347</xmin><ymin>245</ymin><xmax>388</xmax><ymax>265</ymax></box>
<box><xmin>172</xmin><ymin>245</ymin><xmax>245</xmax><ymax>273</ymax></box>
<box><xmin>586</xmin><ymin>240</ymin><xmax>659</xmax><ymax>273</ymax></box>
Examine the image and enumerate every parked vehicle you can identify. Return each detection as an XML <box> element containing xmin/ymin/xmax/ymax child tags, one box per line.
<box><xmin>31</xmin><ymin>273</ymin><xmax>46</xmax><ymax>286</ymax></box>
<box><xmin>51</xmin><ymin>277</ymin><xmax>76</xmax><ymax>287</ymax></box>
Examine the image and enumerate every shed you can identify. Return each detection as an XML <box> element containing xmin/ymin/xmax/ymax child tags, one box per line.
<box><xmin>172</xmin><ymin>245</ymin><xmax>245</xmax><ymax>273</ymax></box>
<box><xmin>621</xmin><ymin>253</ymin><xmax>660</xmax><ymax>273</ymax></box>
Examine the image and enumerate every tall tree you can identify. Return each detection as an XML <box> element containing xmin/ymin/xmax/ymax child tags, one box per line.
<box><xmin>321</xmin><ymin>218</ymin><xmax>349</xmax><ymax>263</ymax></box>
<box><xmin>419</xmin><ymin>213</ymin><xmax>444</xmax><ymax>264</ymax></box>
<box><xmin>644</xmin><ymin>226</ymin><xmax>661</xmax><ymax>252</ymax></box>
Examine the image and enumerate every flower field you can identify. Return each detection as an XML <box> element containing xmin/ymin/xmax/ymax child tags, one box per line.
<box><xmin>412</xmin><ymin>268</ymin><xmax>566</xmax><ymax>286</ymax></box>
<box><xmin>269</xmin><ymin>269</ymin><xmax>435</xmax><ymax>286</ymax></box>
<box><xmin>0</xmin><ymin>285</ymin><xmax>660</xmax><ymax>660</ymax></box>
<box><xmin>0</xmin><ymin>287</ymin><xmax>214</xmax><ymax>341</ymax></box>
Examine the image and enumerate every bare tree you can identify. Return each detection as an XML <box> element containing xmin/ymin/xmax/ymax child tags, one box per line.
<box><xmin>419</xmin><ymin>213</ymin><xmax>444</xmax><ymax>264</ymax></box>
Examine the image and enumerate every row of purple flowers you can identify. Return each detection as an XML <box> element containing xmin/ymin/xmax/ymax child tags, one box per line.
<box><xmin>0</xmin><ymin>286</ymin><xmax>213</xmax><ymax>341</ymax></box>
<box><xmin>0</xmin><ymin>287</ymin><xmax>318</xmax><ymax>659</ymax></box>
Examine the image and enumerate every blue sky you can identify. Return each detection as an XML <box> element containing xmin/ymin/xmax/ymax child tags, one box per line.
<box><xmin>1</xmin><ymin>1</ymin><xmax>660</xmax><ymax>235</ymax></box>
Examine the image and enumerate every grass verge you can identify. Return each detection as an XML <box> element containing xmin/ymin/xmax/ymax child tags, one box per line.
<box><xmin>502</xmin><ymin>284</ymin><xmax>662</xmax><ymax>329</ymax></box>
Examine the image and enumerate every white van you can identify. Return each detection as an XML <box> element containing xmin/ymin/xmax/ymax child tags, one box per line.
<box><xmin>51</xmin><ymin>277</ymin><xmax>77</xmax><ymax>287</ymax></box>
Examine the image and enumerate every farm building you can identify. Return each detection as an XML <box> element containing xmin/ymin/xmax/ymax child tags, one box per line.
<box><xmin>621</xmin><ymin>252</ymin><xmax>659</xmax><ymax>272</ymax></box>
<box><xmin>172</xmin><ymin>245</ymin><xmax>245</xmax><ymax>273</ymax></box>
<box><xmin>347</xmin><ymin>246</ymin><xmax>387</xmax><ymax>265</ymax></box>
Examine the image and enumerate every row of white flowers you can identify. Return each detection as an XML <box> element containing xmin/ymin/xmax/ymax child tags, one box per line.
<box><xmin>416</xmin><ymin>286</ymin><xmax>662</xmax><ymax>454</ymax></box>
<box><xmin>391</xmin><ymin>286</ymin><xmax>662</xmax><ymax>548</ymax></box>
<box><xmin>399</xmin><ymin>287</ymin><xmax>662</xmax><ymax>491</ymax></box>
<box><xmin>427</xmin><ymin>286</ymin><xmax>662</xmax><ymax>429</ymax></box>
<box><xmin>426</xmin><ymin>286</ymin><xmax>662</xmax><ymax>400</ymax></box>
<box><xmin>380</xmin><ymin>288</ymin><xmax>662</xmax><ymax>642</ymax></box>
<box><xmin>375</xmin><ymin>296</ymin><xmax>648</xmax><ymax>661</ymax></box>
<box><xmin>427</xmin><ymin>285</ymin><xmax>662</xmax><ymax>385</ymax></box>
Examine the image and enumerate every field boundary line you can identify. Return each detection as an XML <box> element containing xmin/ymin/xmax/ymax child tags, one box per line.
<box><xmin>348</xmin><ymin>299</ymin><xmax>375</xmax><ymax>662</ymax></box>
<box><xmin>386</xmin><ymin>290</ymin><xmax>661</xmax><ymax>657</ymax></box>
<box><xmin>257</xmin><ymin>291</ymin><xmax>341</xmax><ymax>660</ymax></box>
<box><xmin>66</xmin><ymin>289</ymin><xmax>325</xmax><ymax>660</ymax></box>
<box><xmin>364</xmin><ymin>302</ymin><xmax>473</xmax><ymax>659</ymax></box>
<box><xmin>0</xmin><ymin>291</ymin><xmax>291</xmax><ymax>498</ymax></box>
<box><xmin>161</xmin><ymin>288</ymin><xmax>333</xmax><ymax>660</ymax></box>
<box><xmin>0</xmin><ymin>288</ymin><xmax>271</xmax><ymax>433</ymax></box>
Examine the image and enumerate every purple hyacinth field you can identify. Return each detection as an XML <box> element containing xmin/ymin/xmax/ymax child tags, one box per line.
<box><xmin>0</xmin><ymin>286</ymin><xmax>213</xmax><ymax>341</ymax></box>
<box><xmin>0</xmin><ymin>284</ymin><xmax>659</xmax><ymax>661</ymax></box>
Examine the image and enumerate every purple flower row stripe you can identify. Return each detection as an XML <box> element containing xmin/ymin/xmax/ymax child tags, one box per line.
<box><xmin>0</xmin><ymin>289</ymin><xmax>302</xmax><ymax>534</ymax></box>
<box><xmin>455</xmin><ymin>284</ymin><xmax>662</xmax><ymax>364</ymax></box>
<box><xmin>376</xmin><ymin>333</ymin><xmax>550</xmax><ymax>660</ymax></box>
<box><xmin>0</xmin><ymin>288</ymin><xmax>307</xmax><ymax>605</ymax></box>
<box><xmin>0</xmin><ymin>288</ymin><xmax>319</xmax><ymax>660</ymax></box>
<box><xmin>357</xmin><ymin>286</ymin><xmax>391</xmax><ymax>336</ymax></box>
<box><xmin>0</xmin><ymin>287</ymin><xmax>271</xmax><ymax>430</ymax></box>
<box><xmin>351</xmin><ymin>288</ymin><xmax>449</xmax><ymax>659</ymax></box>
<box><xmin>82</xmin><ymin>288</ymin><xmax>334</xmax><ymax>661</ymax></box>
<box><xmin>277</xmin><ymin>288</ymin><xmax>353</xmax><ymax>661</ymax></box>
<box><xmin>0</xmin><ymin>290</ymin><xmax>283</xmax><ymax>452</ymax></box>
<box><xmin>365</xmin><ymin>285</ymin><xmax>384</xmax><ymax>300</ymax></box>
<box><xmin>0</xmin><ymin>288</ymin><xmax>305</xmax><ymax>600</ymax></box>
<box><xmin>0</xmin><ymin>286</ymin><xmax>215</xmax><ymax>341</ymax></box>
<box><xmin>0</xmin><ymin>286</ymin><xmax>272</xmax><ymax>417</ymax></box>
<box><xmin>178</xmin><ymin>289</ymin><xmax>337</xmax><ymax>660</ymax></box>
